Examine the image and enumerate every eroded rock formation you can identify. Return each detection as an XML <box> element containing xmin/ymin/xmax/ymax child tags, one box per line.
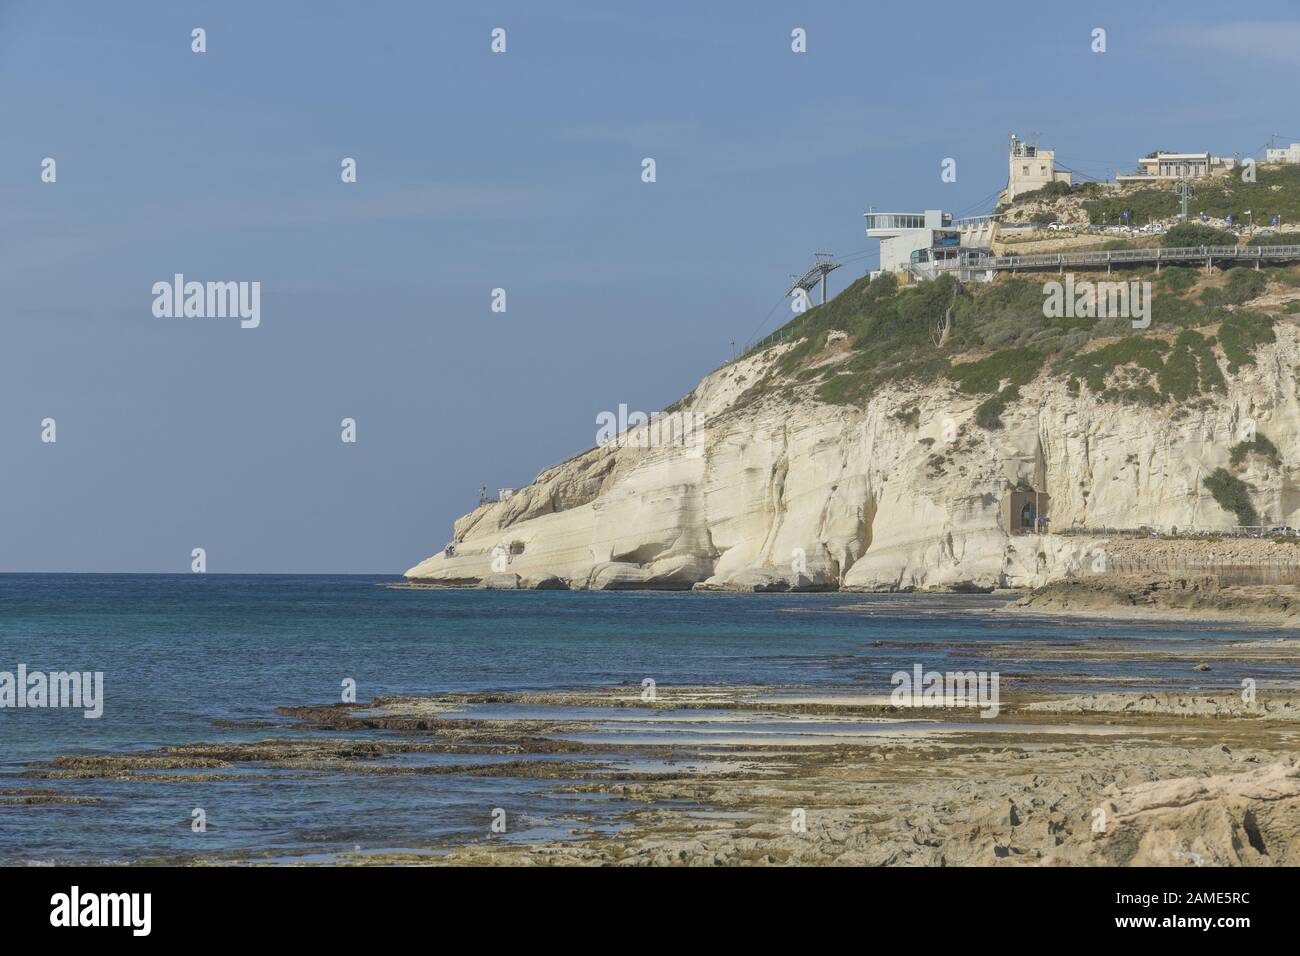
<box><xmin>406</xmin><ymin>325</ymin><xmax>1300</xmax><ymax>591</ymax></box>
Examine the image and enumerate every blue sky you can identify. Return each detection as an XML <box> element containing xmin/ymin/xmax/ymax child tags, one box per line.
<box><xmin>3</xmin><ymin>0</ymin><xmax>1299</xmax><ymax>572</ymax></box>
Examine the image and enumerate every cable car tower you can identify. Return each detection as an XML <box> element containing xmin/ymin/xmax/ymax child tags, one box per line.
<box><xmin>1173</xmin><ymin>180</ymin><xmax>1195</xmax><ymax>221</ymax></box>
<box><xmin>786</xmin><ymin>252</ymin><xmax>842</xmax><ymax>307</ymax></box>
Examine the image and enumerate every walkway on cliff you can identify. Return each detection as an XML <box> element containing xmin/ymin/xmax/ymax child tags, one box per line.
<box><xmin>956</xmin><ymin>243</ymin><xmax>1300</xmax><ymax>277</ymax></box>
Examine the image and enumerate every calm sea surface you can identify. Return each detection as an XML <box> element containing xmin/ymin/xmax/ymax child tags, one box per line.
<box><xmin>0</xmin><ymin>574</ymin><xmax>1288</xmax><ymax>863</ymax></box>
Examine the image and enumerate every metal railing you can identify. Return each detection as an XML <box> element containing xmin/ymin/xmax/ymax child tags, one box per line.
<box><xmin>1056</xmin><ymin>525</ymin><xmax>1298</xmax><ymax>539</ymax></box>
<box><xmin>1080</xmin><ymin>558</ymin><xmax>1300</xmax><ymax>585</ymax></box>
<box><xmin>981</xmin><ymin>244</ymin><xmax>1300</xmax><ymax>274</ymax></box>
<box><xmin>741</xmin><ymin>326</ymin><xmax>798</xmax><ymax>358</ymax></box>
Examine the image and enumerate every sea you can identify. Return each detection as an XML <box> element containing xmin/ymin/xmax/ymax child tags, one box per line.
<box><xmin>0</xmin><ymin>573</ymin><xmax>1290</xmax><ymax>864</ymax></box>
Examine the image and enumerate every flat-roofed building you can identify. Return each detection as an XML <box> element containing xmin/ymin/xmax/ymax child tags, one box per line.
<box><xmin>865</xmin><ymin>209</ymin><xmax>959</xmax><ymax>275</ymax></box>
<box><xmin>1266</xmin><ymin>143</ymin><xmax>1300</xmax><ymax>164</ymax></box>
<box><xmin>1117</xmin><ymin>151</ymin><xmax>1235</xmax><ymax>183</ymax></box>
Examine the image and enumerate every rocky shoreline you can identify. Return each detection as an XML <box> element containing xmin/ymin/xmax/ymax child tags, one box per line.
<box><xmin>399</xmin><ymin>537</ymin><xmax>1300</xmax><ymax>599</ymax></box>
<box><xmin>392</xmin><ymin>567</ymin><xmax>1300</xmax><ymax>633</ymax></box>
<box><xmin>12</xmin><ymin>588</ymin><xmax>1299</xmax><ymax>867</ymax></box>
<box><xmin>1011</xmin><ymin>572</ymin><xmax>1300</xmax><ymax>624</ymax></box>
<box><xmin>13</xmin><ymin>673</ymin><xmax>1300</xmax><ymax>866</ymax></box>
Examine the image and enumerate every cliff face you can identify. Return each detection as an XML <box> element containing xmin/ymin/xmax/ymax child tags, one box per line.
<box><xmin>405</xmin><ymin>324</ymin><xmax>1300</xmax><ymax>591</ymax></box>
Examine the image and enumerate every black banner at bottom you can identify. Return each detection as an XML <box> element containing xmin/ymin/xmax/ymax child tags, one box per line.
<box><xmin>0</xmin><ymin>864</ymin><xmax>1275</xmax><ymax>942</ymax></box>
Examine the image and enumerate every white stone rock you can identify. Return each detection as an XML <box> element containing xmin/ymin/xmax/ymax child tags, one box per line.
<box><xmin>405</xmin><ymin>328</ymin><xmax>1300</xmax><ymax>591</ymax></box>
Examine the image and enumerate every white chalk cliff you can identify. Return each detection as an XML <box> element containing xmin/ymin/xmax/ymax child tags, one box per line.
<box><xmin>405</xmin><ymin>323</ymin><xmax>1300</xmax><ymax>591</ymax></box>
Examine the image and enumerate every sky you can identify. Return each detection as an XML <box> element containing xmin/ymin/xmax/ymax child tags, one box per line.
<box><xmin>3</xmin><ymin>0</ymin><xmax>1300</xmax><ymax>572</ymax></box>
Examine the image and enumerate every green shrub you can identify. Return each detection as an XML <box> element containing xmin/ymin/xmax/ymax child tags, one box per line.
<box><xmin>1060</xmin><ymin>337</ymin><xmax>1168</xmax><ymax>393</ymax></box>
<box><xmin>1203</xmin><ymin>468</ymin><xmax>1258</xmax><ymax>526</ymax></box>
<box><xmin>1083</xmin><ymin>189</ymin><xmax>1178</xmax><ymax>228</ymax></box>
<box><xmin>946</xmin><ymin>348</ymin><xmax>1044</xmax><ymax>394</ymax></box>
<box><xmin>974</xmin><ymin>385</ymin><xmax>1021</xmax><ymax>430</ymax></box>
<box><xmin>1202</xmin><ymin>268</ymin><xmax>1268</xmax><ymax>307</ymax></box>
<box><xmin>1156</xmin><ymin>341</ymin><xmax>1199</xmax><ymax>401</ymax></box>
<box><xmin>1218</xmin><ymin>312</ymin><xmax>1275</xmax><ymax>371</ymax></box>
<box><xmin>1010</xmin><ymin>180</ymin><xmax>1075</xmax><ymax>204</ymax></box>
<box><xmin>1100</xmin><ymin>384</ymin><xmax>1164</xmax><ymax>406</ymax></box>
<box><xmin>1157</xmin><ymin>266</ymin><xmax>1196</xmax><ymax>293</ymax></box>
<box><xmin>1190</xmin><ymin>336</ymin><xmax>1226</xmax><ymax>392</ymax></box>
<box><xmin>892</xmin><ymin>405</ymin><xmax>921</xmax><ymax>427</ymax></box>
<box><xmin>1163</xmin><ymin>223</ymin><xmax>1237</xmax><ymax>247</ymax></box>
<box><xmin>1175</xmin><ymin>329</ymin><xmax>1225</xmax><ymax>393</ymax></box>
<box><xmin>1229</xmin><ymin>432</ymin><xmax>1281</xmax><ymax>468</ymax></box>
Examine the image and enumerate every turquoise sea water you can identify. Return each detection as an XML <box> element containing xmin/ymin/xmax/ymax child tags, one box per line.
<box><xmin>0</xmin><ymin>574</ymin><xmax>1290</xmax><ymax>863</ymax></box>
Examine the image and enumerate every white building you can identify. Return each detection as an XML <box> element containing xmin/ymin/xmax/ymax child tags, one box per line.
<box><xmin>1266</xmin><ymin>143</ymin><xmax>1300</xmax><ymax>164</ymax></box>
<box><xmin>865</xmin><ymin>209</ymin><xmax>958</xmax><ymax>275</ymax></box>
<box><xmin>864</xmin><ymin>209</ymin><xmax>995</xmax><ymax>279</ymax></box>
<box><xmin>1117</xmin><ymin>151</ymin><xmax>1235</xmax><ymax>183</ymax></box>
<box><xmin>1000</xmin><ymin>134</ymin><xmax>1072</xmax><ymax>203</ymax></box>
